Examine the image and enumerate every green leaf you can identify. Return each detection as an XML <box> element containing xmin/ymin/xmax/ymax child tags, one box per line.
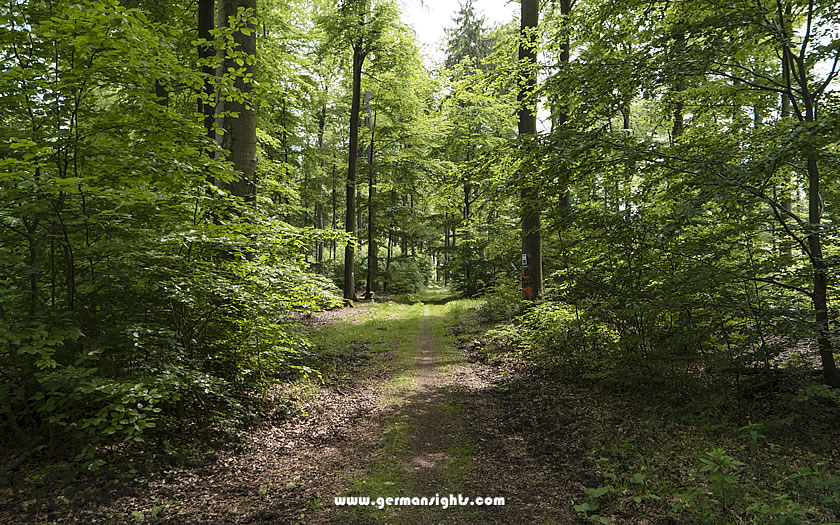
<box><xmin>585</xmin><ymin>486</ymin><xmax>610</xmax><ymax>499</ymax></box>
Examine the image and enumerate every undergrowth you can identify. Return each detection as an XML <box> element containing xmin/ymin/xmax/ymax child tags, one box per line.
<box><xmin>477</xmin><ymin>283</ymin><xmax>840</xmax><ymax>524</ymax></box>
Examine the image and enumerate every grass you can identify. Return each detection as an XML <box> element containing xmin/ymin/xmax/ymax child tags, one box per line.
<box><xmin>306</xmin><ymin>302</ymin><xmax>425</xmax><ymax>383</ymax></box>
<box><xmin>446</xmin><ymin>441</ymin><xmax>474</xmax><ymax>485</ymax></box>
<box><xmin>393</xmin><ymin>284</ymin><xmax>456</xmax><ymax>305</ymax></box>
<box><xmin>332</xmin><ymin>292</ymin><xmax>485</xmax><ymax>524</ymax></box>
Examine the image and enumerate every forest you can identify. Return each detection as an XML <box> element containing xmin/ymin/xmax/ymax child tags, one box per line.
<box><xmin>1</xmin><ymin>0</ymin><xmax>840</xmax><ymax>523</ymax></box>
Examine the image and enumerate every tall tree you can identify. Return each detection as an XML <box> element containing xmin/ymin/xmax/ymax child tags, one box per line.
<box><xmin>519</xmin><ymin>0</ymin><xmax>542</xmax><ymax>301</ymax></box>
<box><xmin>198</xmin><ymin>0</ymin><xmax>216</xmax><ymax>143</ymax></box>
<box><xmin>440</xmin><ymin>3</ymin><xmax>505</xmax><ymax>296</ymax></box>
<box><xmin>444</xmin><ymin>0</ymin><xmax>494</xmax><ymax>70</ymax></box>
<box><xmin>320</xmin><ymin>0</ymin><xmax>398</xmax><ymax>301</ymax></box>
<box><xmin>365</xmin><ymin>105</ymin><xmax>377</xmax><ymax>299</ymax></box>
<box><xmin>345</xmin><ymin>36</ymin><xmax>364</xmax><ymax>300</ymax></box>
<box><xmin>217</xmin><ymin>0</ymin><xmax>258</xmax><ymax>203</ymax></box>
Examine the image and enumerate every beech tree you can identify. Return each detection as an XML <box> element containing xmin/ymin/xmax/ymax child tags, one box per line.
<box><xmin>519</xmin><ymin>0</ymin><xmax>542</xmax><ymax>300</ymax></box>
<box><xmin>217</xmin><ymin>0</ymin><xmax>258</xmax><ymax>203</ymax></box>
<box><xmin>320</xmin><ymin>0</ymin><xmax>399</xmax><ymax>301</ymax></box>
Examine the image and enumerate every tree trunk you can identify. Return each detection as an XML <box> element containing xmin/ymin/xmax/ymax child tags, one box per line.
<box><xmin>199</xmin><ymin>0</ymin><xmax>215</xmax><ymax>140</ymax></box>
<box><xmin>386</xmin><ymin>229</ymin><xmax>392</xmax><ymax>293</ymax></box>
<box><xmin>780</xmin><ymin>29</ymin><xmax>793</xmax><ymax>259</ymax></box>
<box><xmin>444</xmin><ymin>224</ymin><xmax>450</xmax><ymax>286</ymax></box>
<box><xmin>331</xmin><ymin>165</ymin><xmax>337</xmax><ymax>261</ymax></box>
<box><xmin>365</xmin><ymin>112</ymin><xmax>378</xmax><ymax>299</ymax></box>
<box><xmin>150</xmin><ymin>0</ymin><xmax>169</xmax><ymax>107</ymax></box>
<box><xmin>451</xmin><ymin>224</ymin><xmax>456</xmax><ymax>261</ymax></box>
<box><xmin>316</xmin><ymin>103</ymin><xmax>326</xmax><ymax>267</ymax></box>
<box><xmin>217</xmin><ymin>0</ymin><xmax>257</xmax><ymax>203</ymax></box>
<box><xmin>410</xmin><ymin>193</ymin><xmax>415</xmax><ymax>257</ymax></box>
<box><xmin>344</xmin><ymin>44</ymin><xmax>365</xmax><ymax>300</ymax></box>
<box><xmin>806</xmin><ymin>154</ymin><xmax>839</xmax><ymax>386</ymax></box>
<box><xmin>464</xmin><ymin>180</ymin><xmax>471</xmax><ymax>292</ymax></box>
<box><xmin>198</xmin><ymin>0</ymin><xmax>217</xmax><ymax>183</ymax></box>
<box><xmin>671</xmin><ymin>29</ymin><xmax>686</xmax><ymax>140</ymax></box>
<box><xmin>282</xmin><ymin>97</ymin><xmax>291</xmax><ymax>200</ymax></box>
<box><xmin>401</xmin><ymin>195</ymin><xmax>408</xmax><ymax>255</ymax></box>
<box><xmin>519</xmin><ymin>0</ymin><xmax>542</xmax><ymax>301</ymax></box>
<box><xmin>554</xmin><ymin>0</ymin><xmax>572</xmax><ymax>210</ymax></box>
<box><xmin>622</xmin><ymin>104</ymin><xmax>633</xmax><ymax>218</ymax></box>
<box><xmin>778</xmin><ymin>0</ymin><xmax>839</xmax><ymax>385</ymax></box>
<box><xmin>315</xmin><ymin>202</ymin><xmax>324</xmax><ymax>264</ymax></box>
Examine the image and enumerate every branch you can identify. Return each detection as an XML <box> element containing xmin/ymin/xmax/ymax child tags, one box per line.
<box><xmin>799</xmin><ymin>0</ymin><xmax>815</xmax><ymax>64</ymax></box>
<box><xmin>674</xmin><ymin>248</ymin><xmax>812</xmax><ymax>297</ymax></box>
<box><xmin>782</xmin><ymin>47</ymin><xmax>805</xmax><ymax>120</ymax></box>
<box><xmin>714</xmin><ymin>69</ymin><xmax>787</xmax><ymax>95</ymax></box>
<box><xmin>640</xmin><ymin>148</ymin><xmax>813</xmax><ymax>262</ymax></box>
<box><xmin>754</xmin><ymin>276</ymin><xmax>812</xmax><ymax>296</ymax></box>
<box><xmin>711</xmin><ymin>61</ymin><xmax>790</xmax><ymax>93</ymax></box>
<box><xmin>814</xmin><ymin>47</ymin><xmax>840</xmax><ymax>99</ymax></box>
<box><xmin>766</xmin><ymin>194</ymin><xmax>813</xmax><ymax>261</ymax></box>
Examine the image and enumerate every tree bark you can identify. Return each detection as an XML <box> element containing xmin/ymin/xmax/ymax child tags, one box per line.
<box><xmin>778</xmin><ymin>0</ymin><xmax>838</xmax><ymax>386</ymax></box>
<box><xmin>151</xmin><ymin>0</ymin><xmax>169</xmax><ymax>107</ymax></box>
<box><xmin>331</xmin><ymin>165</ymin><xmax>337</xmax><ymax>261</ymax></box>
<box><xmin>622</xmin><ymin>104</ymin><xmax>632</xmax><ymax>217</ymax></box>
<box><xmin>410</xmin><ymin>193</ymin><xmax>416</xmax><ymax>257</ymax></box>
<box><xmin>444</xmin><ymin>224</ymin><xmax>450</xmax><ymax>286</ymax></box>
<box><xmin>519</xmin><ymin>0</ymin><xmax>542</xmax><ymax>301</ymax></box>
<box><xmin>401</xmin><ymin>195</ymin><xmax>408</xmax><ymax>255</ymax></box>
<box><xmin>671</xmin><ymin>29</ymin><xmax>686</xmax><ymax>140</ymax></box>
<box><xmin>365</xmin><ymin>112</ymin><xmax>378</xmax><ymax>299</ymax></box>
<box><xmin>780</xmin><ymin>19</ymin><xmax>793</xmax><ymax>259</ymax></box>
<box><xmin>344</xmin><ymin>44</ymin><xmax>365</xmax><ymax>300</ymax></box>
<box><xmin>218</xmin><ymin>0</ymin><xmax>257</xmax><ymax>204</ymax></box>
<box><xmin>198</xmin><ymin>0</ymin><xmax>216</xmax><ymax>144</ymax></box>
<box><xmin>555</xmin><ymin>0</ymin><xmax>572</xmax><ymax>210</ymax></box>
<box><xmin>806</xmin><ymin>154</ymin><xmax>839</xmax><ymax>386</ymax></box>
<box><xmin>316</xmin><ymin>103</ymin><xmax>327</xmax><ymax>267</ymax></box>
<box><xmin>386</xmin><ymin>228</ymin><xmax>392</xmax><ymax>292</ymax></box>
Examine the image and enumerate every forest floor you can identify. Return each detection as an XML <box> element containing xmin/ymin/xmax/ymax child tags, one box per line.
<box><xmin>1</xmin><ymin>291</ymin><xmax>594</xmax><ymax>524</ymax></box>
<box><xmin>4</xmin><ymin>289</ymin><xmax>840</xmax><ymax>524</ymax></box>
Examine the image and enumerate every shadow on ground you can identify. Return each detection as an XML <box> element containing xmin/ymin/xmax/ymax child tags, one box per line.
<box><xmin>0</xmin><ymin>302</ymin><xmax>592</xmax><ymax>525</ymax></box>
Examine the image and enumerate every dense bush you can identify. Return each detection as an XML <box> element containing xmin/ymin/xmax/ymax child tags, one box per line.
<box><xmin>384</xmin><ymin>255</ymin><xmax>433</xmax><ymax>294</ymax></box>
<box><xmin>0</xmin><ymin>0</ymin><xmax>339</xmax><ymax>461</ymax></box>
<box><xmin>483</xmin><ymin>199</ymin><xmax>814</xmax><ymax>391</ymax></box>
<box><xmin>486</xmin><ymin>301</ymin><xmax>619</xmax><ymax>366</ymax></box>
<box><xmin>478</xmin><ymin>276</ymin><xmax>525</xmax><ymax>321</ymax></box>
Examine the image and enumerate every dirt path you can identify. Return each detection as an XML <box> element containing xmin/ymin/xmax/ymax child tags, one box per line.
<box><xmin>317</xmin><ymin>303</ymin><xmax>584</xmax><ymax>524</ymax></box>
<box><xmin>3</xmin><ymin>300</ymin><xmax>589</xmax><ymax>524</ymax></box>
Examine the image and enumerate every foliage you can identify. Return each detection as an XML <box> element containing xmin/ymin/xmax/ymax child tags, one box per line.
<box><xmin>476</xmin><ymin>0</ymin><xmax>840</xmax><ymax>394</ymax></box>
<box><xmin>0</xmin><ymin>0</ymin><xmax>339</xmax><ymax>460</ymax></box>
<box><xmin>383</xmin><ymin>256</ymin><xmax>432</xmax><ymax>295</ymax></box>
<box><xmin>478</xmin><ymin>276</ymin><xmax>525</xmax><ymax>322</ymax></box>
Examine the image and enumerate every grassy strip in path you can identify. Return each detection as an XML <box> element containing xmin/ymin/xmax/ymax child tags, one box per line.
<box><xmin>339</xmin><ymin>298</ymin><xmax>483</xmax><ymax>524</ymax></box>
<box><xmin>307</xmin><ymin>301</ymin><xmax>425</xmax><ymax>389</ymax></box>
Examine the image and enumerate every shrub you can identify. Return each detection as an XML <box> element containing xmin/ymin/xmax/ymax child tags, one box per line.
<box><xmin>479</xmin><ymin>276</ymin><xmax>526</xmax><ymax>322</ymax></box>
<box><xmin>0</xmin><ymin>1</ymin><xmax>341</xmax><ymax>461</ymax></box>
<box><xmin>385</xmin><ymin>256</ymin><xmax>432</xmax><ymax>294</ymax></box>
<box><xmin>486</xmin><ymin>301</ymin><xmax>620</xmax><ymax>368</ymax></box>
